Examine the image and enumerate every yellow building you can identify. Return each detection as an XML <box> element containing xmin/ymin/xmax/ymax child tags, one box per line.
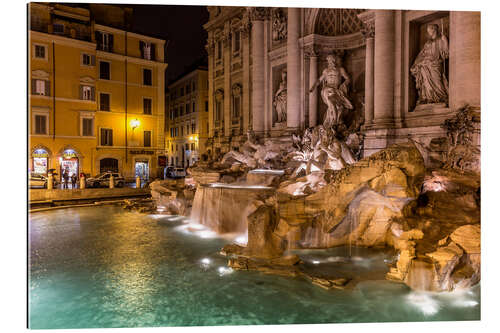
<box><xmin>29</xmin><ymin>3</ymin><xmax>168</xmax><ymax>182</ymax></box>
<box><xmin>166</xmin><ymin>63</ymin><xmax>209</xmax><ymax>167</ymax></box>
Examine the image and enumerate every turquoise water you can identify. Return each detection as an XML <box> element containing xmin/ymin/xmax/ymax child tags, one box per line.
<box><xmin>29</xmin><ymin>206</ymin><xmax>480</xmax><ymax>329</ymax></box>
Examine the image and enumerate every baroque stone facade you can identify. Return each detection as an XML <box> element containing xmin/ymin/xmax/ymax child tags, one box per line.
<box><xmin>203</xmin><ymin>7</ymin><xmax>480</xmax><ymax>158</ymax></box>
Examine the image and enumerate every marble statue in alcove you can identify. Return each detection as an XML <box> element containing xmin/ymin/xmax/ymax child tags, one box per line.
<box><xmin>410</xmin><ymin>23</ymin><xmax>449</xmax><ymax>105</ymax></box>
<box><xmin>309</xmin><ymin>54</ymin><xmax>353</xmax><ymax>128</ymax></box>
<box><xmin>273</xmin><ymin>70</ymin><xmax>287</xmax><ymax>123</ymax></box>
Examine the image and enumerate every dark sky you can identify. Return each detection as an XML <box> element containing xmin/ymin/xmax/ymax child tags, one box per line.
<box><xmin>129</xmin><ymin>4</ymin><xmax>208</xmax><ymax>85</ymax></box>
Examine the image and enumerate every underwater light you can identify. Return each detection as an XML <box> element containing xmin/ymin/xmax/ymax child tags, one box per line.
<box><xmin>218</xmin><ymin>266</ymin><xmax>233</xmax><ymax>276</ymax></box>
<box><xmin>201</xmin><ymin>258</ymin><xmax>211</xmax><ymax>265</ymax></box>
<box><xmin>312</xmin><ymin>260</ymin><xmax>320</xmax><ymax>265</ymax></box>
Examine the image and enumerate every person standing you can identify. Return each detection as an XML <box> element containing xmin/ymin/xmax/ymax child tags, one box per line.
<box><xmin>71</xmin><ymin>173</ymin><xmax>77</xmax><ymax>189</ymax></box>
<box><xmin>63</xmin><ymin>168</ymin><xmax>69</xmax><ymax>189</ymax></box>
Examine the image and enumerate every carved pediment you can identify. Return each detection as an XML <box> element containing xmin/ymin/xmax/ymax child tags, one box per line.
<box><xmin>32</xmin><ymin>69</ymin><xmax>49</xmax><ymax>80</ymax></box>
<box><xmin>80</xmin><ymin>76</ymin><xmax>95</xmax><ymax>84</ymax></box>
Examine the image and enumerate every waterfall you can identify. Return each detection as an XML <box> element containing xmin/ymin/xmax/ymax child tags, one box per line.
<box><xmin>406</xmin><ymin>259</ymin><xmax>436</xmax><ymax>291</ymax></box>
<box><xmin>190</xmin><ymin>183</ymin><xmax>274</xmax><ymax>234</ymax></box>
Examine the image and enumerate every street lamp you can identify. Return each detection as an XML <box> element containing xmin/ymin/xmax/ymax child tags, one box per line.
<box><xmin>130</xmin><ymin>118</ymin><xmax>140</xmax><ymax>130</ymax></box>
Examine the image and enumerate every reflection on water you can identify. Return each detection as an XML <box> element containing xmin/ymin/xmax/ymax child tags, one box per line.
<box><xmin>29</xmin><ymin>206</ymin><xmax>480</xmax><ymax>329</ymax></box>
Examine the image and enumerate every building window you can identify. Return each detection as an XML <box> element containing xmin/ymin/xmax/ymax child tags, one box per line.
<box><xmin>181</xmin><ymin>126</ymin><xmax>184</xmax><ymax>136</ymax></box>
<box><xmin>99</xmin><ymin>93</ymin><xmax>110</xmax><ymax>111</ymax></box>
<box><xmin>191</xmin><ymin>121</ymin><xmax>196</xmax><ymax>133</ymax></box>
<box><xmin>53</xmin><ymin>23</ymin><xmax>64</xmax><ymax>34</ymax></box>
<box><xmin>81</xmin><ymin>53</ymin><xmax>95</xmax><ymax>66</ymax></box>
<box><xmin>144</xmin><ymin>130</ymin><xmax>152</xmax><ymax>147</ymax></box>
<box><xmin>34</xmin><ymin>45</ymin><xmax>46</xmax><ymax>59</ymax></box>
<box><xmin>81</xmin><ymin>118</ymin><xmax>94</xmax><ymax>136</ymax></box>
<box><xmin>80</xmin><ymin>85</ymin><xmax>95</xmax><ymax>101</ymax></box>
<box><xmin>140</xmin><ymin>41</ymin><xmax>155</xmax><ymax>60</ymax></box>
<box><xmin>99</xmin><ymin>61</ymin><xmax>110</xmax><ymax>80</ymax></box>
<box><xmin>186</xmin><ymin>84</ymin><xmax>191</xmax><ymax>94</ymax></box>
<box><xmin>186</xmin><ymin>124</ymin><xmax>190</xmax><ymax>135</ymax></box>
<box><xmin>34</xmin><ymin>114</ymin><xmax>47</xmax><ymax>134</ymax></box>
<box><xmin>233</xmin><ymin>30</ymin><xmax>241</xmax><ymax>55</ymax></box>
<box><xmin>175</xmin><ymin>127</ymin><xmax>178</xmax><ymax>136</ymax></box>
<box><xmin>143</xmin><ymin>98</ymin><xmax>152</xmax><ymax>115</ymax></box>
<box><xmin>186</xmin><ymin>103</ymin><xmax>190</xmax><ymax>114</ymax></box>
<box><xmin>180</xmin><ymin>87</ymin><xmax>184</xmax><ymax>96</ymax></box>
<box><xmin>215</xmin><ymin>100</ymin><xmax>222</xmax><ymax>122</ymax></box>
<box><xmin>143</xmin><ymin>69</ymin><xmax>152</xmax><ymax>86</ymax></box>
<box><xmin>192</xmin><ymin>81</ymin><xmax>196</xmax><ymax>92</ymax></box>
<box><xmin>180</xmin><ymin>105</ymin><xmax>184</xmax><ymax>116</ymax></box>
<box><xmin>233</xmin><ymin>95</ymin><xmax>241</xmax><ymax>119</ymax></box>
<box><xmin>32</xmin><ymin>79</ymin><xmax>50</xmax><ymax>96</ymax></box>
<box><xmin>191</xmin><ymin>143</ymin><xmax>195</xmax><ymax>151</ymax></box>
<box><xmin>192</xmin><ymin>102</ymin><xmax>196</xmax><ymax>113</ymax></box>
<box><xmin>100</xmin><ymin>128</ymin><xmax>113</xmax><ymax>146</ymax></box>
<box><xmin>216</xmin><ymin>41</ymin><xmax>222</xmax><ymax>61</ymax></box>
<box><xmin>96</xmin><ymin>31</ymin><xmax>113</xmax><ymax>52</ymax></box>
<box><xmin>205</xmin><ymin>101</ymin><xmax>208</xmax><ymax>112</ymax></box>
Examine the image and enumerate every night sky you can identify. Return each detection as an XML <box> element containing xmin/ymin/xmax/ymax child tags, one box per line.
<box><xmin>129</xmin><ymin>4</ymin><xmax>209</xmax><ymax>85</ymax></box>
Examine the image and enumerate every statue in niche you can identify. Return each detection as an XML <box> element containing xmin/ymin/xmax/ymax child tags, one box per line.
<box><xmin>272</xmin><ymin>9</ymin><xmax>287</xmax><ymax>41</ymax></box>
<box><xmin>273</xmin><ymin>70</ymin><xmax>287</xmax><ymax>123</ymax></box>
<box><xmin>309</xmin><ymin>54</ymin><xmax>353</xmax><ymax>128</ymax></box>
<box><xmin>410</xmin><ymin>23</ymin><xmax>449</xmax><ymax>105</ymax></box>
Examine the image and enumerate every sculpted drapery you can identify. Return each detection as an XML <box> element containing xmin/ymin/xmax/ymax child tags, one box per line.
<box><xmin>411</xmin><ymin>24</ymin><xmax>449</xmax><ymax>105</ymax></box>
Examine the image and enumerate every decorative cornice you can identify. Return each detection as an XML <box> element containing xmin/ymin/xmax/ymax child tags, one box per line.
<box><xmin>300</xmin><ymin>32</ymin><xmax>366</xmax><ymax>53</ymax></box>
<box><xmin>358</xmin><ymin>10</ymin><xmax>375</xmax><ymax>39</ymax></box>
<box><xmin>304</xmin><ymin>45</ymin><xmax>319</xmax><ymax>58</ymax></box>
<box><xmin>247</xmin><ymin>7</ymin><xmax>271</xmax><ymax>21</ymax></box>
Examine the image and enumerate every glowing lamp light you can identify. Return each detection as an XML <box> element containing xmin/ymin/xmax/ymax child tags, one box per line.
<box><xmin>130</xmin><ymin>119</ymin><xmax>140</xmax><ymax>129</ymax></box>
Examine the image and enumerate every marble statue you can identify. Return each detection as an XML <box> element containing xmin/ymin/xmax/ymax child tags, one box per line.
<box><xmin>221</xmin><ymin>131</ymin><xmax>282</xmax><ymax>169</ymax></box>
<box><xmin>272</xmin><ymin>9</ymin><xmax>287</xmax><ymax>41</ymax></box>
<box><xmin>410</xmin><ymin>24</ymin><xmax>449</xmax><ymax>105</ymax></box>
<box><xmin>273</xmin><ymin>70</ymin><xmax>287</xmax><ymax>123</ymax></box>
<box><xmin>309</xmin><ymin>54</ymin><xmax>353</xmax><ymax>128</ymax></box>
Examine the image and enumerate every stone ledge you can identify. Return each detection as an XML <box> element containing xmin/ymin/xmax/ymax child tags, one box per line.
<box><xmin>29</xmin><ymin>187</ymin><xmax>150</xmax><ymax>202</ymax></box>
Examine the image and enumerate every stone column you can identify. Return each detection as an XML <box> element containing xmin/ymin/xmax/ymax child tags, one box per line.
<box><xmin>241</xmin><ymin>15</ymin><xmax>251</xmax><ymax>134</ymax></box>
<box><xmin>206</xmin><ymin>33</ymin><xmax>215</xmax><ymax>137</ymax></box>
<box><xmin>250</xmin><ymin>8</ymin><xmax>267</xmax><ymax>134</ymax></box>
<box><xmin>307</xmin><ymin>50</ymin><xmax>318</xmax><ymax>127</ymax></box>
<box><xmin>365</xmin><ymin>37</ymin><xmax>375</xmax><ymax>125</ymax></box>
<box><xmin>286</xmin><ymin>7</ymin><xmax>301</xmax><ymax>129</ymax></box>
<box><xmin>359</xmin><ymin>10</ymin><xmax>376</xmax><ymax>127</ymax></box>
<box><xmin>223</xmin><ymin>22</ymin><xmax>232</xmax><ymax>138</ymax></box>
<box><xmin>449</xmin><ymin>11</ymin><xmax>481</xmax><ymax>110</ymax></box>
<box><xmin>373</xmin><ymin>10</ymin><xmax>395</xmax><ymax>126</ymax></box>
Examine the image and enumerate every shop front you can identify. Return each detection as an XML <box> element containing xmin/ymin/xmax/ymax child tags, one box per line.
<box><xmin>60</xmin><ymin>149</ymin><xmax>79</xmax><ymax>180</ymax></box>
<box><xmin>31</xmin><ymin>148</ymin><xmax>50</xmax><ymax>175</ymax></box>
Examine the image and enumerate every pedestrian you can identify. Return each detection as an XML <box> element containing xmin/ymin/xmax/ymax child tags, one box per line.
<box><xmin>71</xmin><ymin>173</ymin><xmax>77</xmax><ymax>189</ymax></box>
<box><xmin>63</xmin><ymin>168</ymin><xmax>69</xmax><ymax>189</ymax></box>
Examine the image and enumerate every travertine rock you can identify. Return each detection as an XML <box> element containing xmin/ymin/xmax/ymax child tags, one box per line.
<box><xmin>449</xmin><ymin>224</ymin><xmax>480</xmax><ymax>254</ymax></box>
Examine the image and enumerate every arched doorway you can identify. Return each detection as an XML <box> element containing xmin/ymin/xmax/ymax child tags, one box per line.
<box><xmin>100</xmin><ymin>158</ymin><xmax>119</xmax><ymax>173</ymax></box>
<box><xmin>60</xmin><ymin>149</ymin><xmax>79</xmax><ymax>182</ymax></box>
<box><xmin>31</xmin><ymin>147</ymin><xmax>50</xmax><ymax>175</ymax></box>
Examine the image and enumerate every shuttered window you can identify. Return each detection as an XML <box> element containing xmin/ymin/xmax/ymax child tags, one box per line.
<box><xmin>80</xmin><ymin>85</ymin><xmax>95</xmax><ymax>101</ymax></box>
<box><xmin>82</xmin><ymin>118</ymin><xmax>93</xmax><ymax>136</ymax></box>
<box><xmin>143</xmin><ymin>69</ymin><xmax>152</xmax><ymax>86</ymax></box>
<box><xmin>100</xmin><ymin>128</ymin><xmax>113</xmax><ymax>146</ymax></box>
<box><xmin>99</xmin><ymin>61</ymin><xmax>110</xmax><ymax>80</ymax></box>
<box><xmin>95</xmin><ymin>31</ymin><xmax>113</xmax><ymax>52</ymax></box>
<box><xmin>144</xmin><ymin>131</ymin><xmax>152</xmax><ymax>147</ymax></box>
<box><xmin>32</xmin><ymin>79</ymin><xmax>50</xmax><ymax>96</ymax></box>
<box><xmin>143</xmin><ymin>98</ymin><xmax>152</xmax><ymax>115</ymax></box>
<box><xmin>34</xmin><ymin>45</ymin><xmax>45</xmax><ymax>59</ymax></box>
<box><xmin>82</xmin><ymin>53</ymin><xmax>95</xmax><ymax>66</ymax></box>
<box><xmin>99</xmin><ymin>93</ymin><xmax>110</xmax><ymax>111</ymax></box>
<box><xmin>139</xmin><ymin>41</ymin><xmax>156</xmax><ymax>61</ymax></box>
<box><xmin>34</xmin><ymin>115</ymin><xmax>47</xmax><ymax>134</ymax></box>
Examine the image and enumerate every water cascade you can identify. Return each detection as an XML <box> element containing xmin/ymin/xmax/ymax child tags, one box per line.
<box><xmin>190</xmin><ymin>182</ymin><xmax>275</xmax><ymax>234</ymax></box>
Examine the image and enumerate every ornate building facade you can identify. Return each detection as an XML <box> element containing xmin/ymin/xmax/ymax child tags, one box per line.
<box><xmin>203</xmin><ymin>6</ymin><xmax>480</xmax><ymax>158</ymax></box>
<box><xmin>29</xmin><ymin>3</ymin><xmax>168</xmax><ymax>181</ymax></box>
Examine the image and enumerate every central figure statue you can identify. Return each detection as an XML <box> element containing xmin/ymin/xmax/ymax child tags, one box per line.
<box><xmin>309</xmin><ymin>54</ymin><xmax>353</xmax><ymax>128</ymax></box>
